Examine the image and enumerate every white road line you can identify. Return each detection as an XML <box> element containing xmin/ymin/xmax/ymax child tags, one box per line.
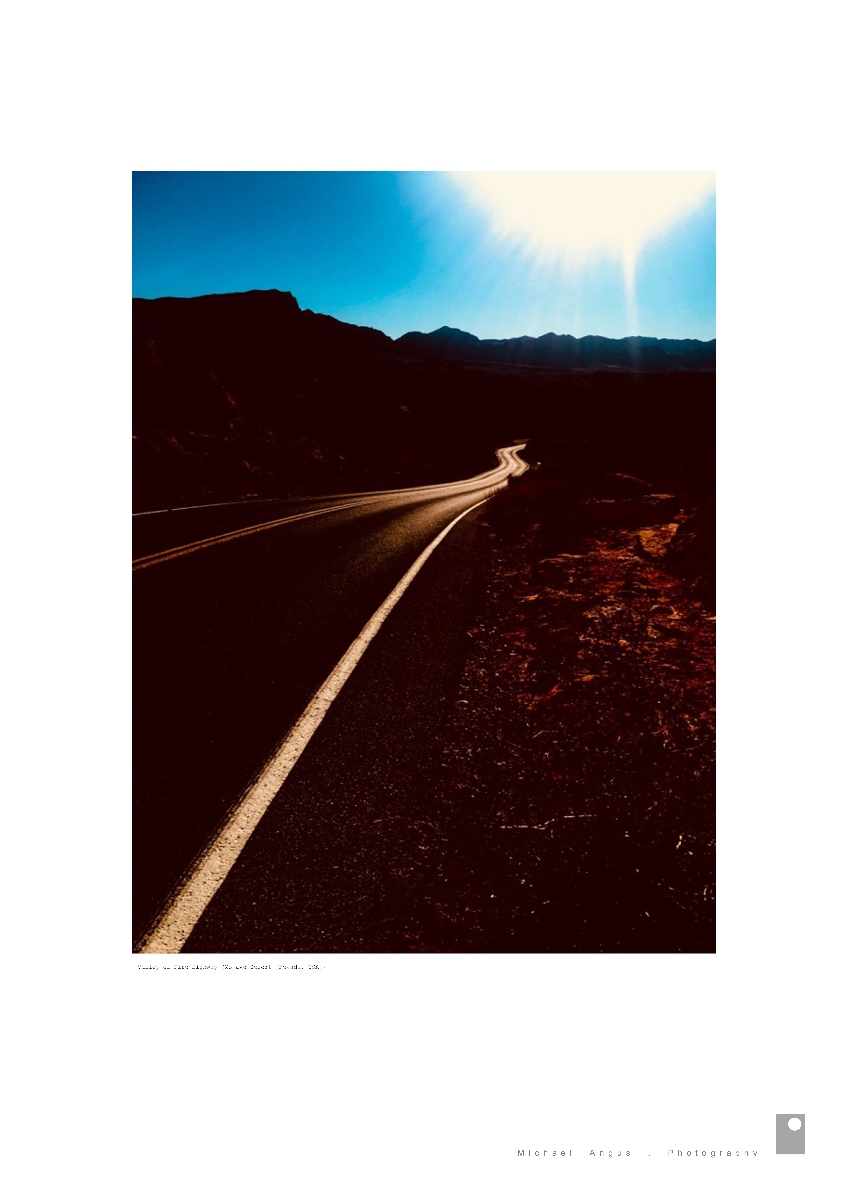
<box><xmin>131</xmin><ymin>446</ymin><xmax>521</xmax><ymax>571</ymax></box>
<box><xmin>131</xmin><ymin>501</ymin><xmax>365</xmax><ymax>571</ymax></box>
<box><xmin>133</xmin><ymin>497</ymin><xmax>281</xmax><ymax>517</ymax></box>
<box><xmin>131</xmin><ymin>444</ymin><xmax>526</xmax><ymax>518</ymax></box>
<box><xmin>137</xmin><ymin>495</ymin><xmax>492</xmax><ymax>954</ymax></box>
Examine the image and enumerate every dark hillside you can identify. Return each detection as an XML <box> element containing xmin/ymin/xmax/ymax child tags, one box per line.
<box><xmin>133</xmin><ymin>290</ymin><xmax>714</xmax><ymax>508</ymax></box>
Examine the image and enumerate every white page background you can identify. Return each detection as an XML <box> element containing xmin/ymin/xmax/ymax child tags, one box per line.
<box><xmin>4</xmin><ymin>3</ymin><xmax>842</xmax><ymax>1197</ymax></box>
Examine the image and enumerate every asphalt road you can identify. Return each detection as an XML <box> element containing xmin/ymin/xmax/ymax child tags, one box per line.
<box><xmin>134</xmin><ymin>446</ymin><xmax>527</xmax><ymax>951</ymax></box>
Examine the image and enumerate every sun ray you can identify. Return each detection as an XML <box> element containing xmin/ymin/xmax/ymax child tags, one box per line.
<box><xmin>450</xmin><ymin>172</ymin><xmax>714</xmax><ymax>325</ymax></box>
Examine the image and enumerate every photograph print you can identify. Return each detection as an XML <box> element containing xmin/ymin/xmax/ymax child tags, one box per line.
<box><xmin>132</xmin><ymin>171</ymin><xmax>715</xmax><ymax>955</ymax></box>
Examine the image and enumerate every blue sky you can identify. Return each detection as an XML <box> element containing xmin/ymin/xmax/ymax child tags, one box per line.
<box><xmin>133</xmin><ymin>172</ymin><xmax>715</xmax><ymax>341</ymax></box>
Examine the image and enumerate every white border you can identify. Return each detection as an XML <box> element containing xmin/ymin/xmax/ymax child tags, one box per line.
<box><xmin>5</xmin><ymin>2</ymin><xmax>842</xmax><ymax>1196</ymax></box>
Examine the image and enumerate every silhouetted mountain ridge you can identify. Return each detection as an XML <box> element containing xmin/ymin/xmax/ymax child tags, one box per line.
<box><xmin>133</xmin><ymin>289</ymin><xmax>714</xmax><ymax>508</ymax></box>
<box><xmin>397</xmin><ymin>325</ymin><xmax>715</xmax><ymax>369</ymax></box>
<box><xmin>134</xmin><ymin>289</ymin><xmax>714</xmax><ymax>368</ymax></box>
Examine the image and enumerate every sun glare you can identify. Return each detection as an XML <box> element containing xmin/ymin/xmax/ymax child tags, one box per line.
<box><xmin>451</xmin><ymin>171</ymin><xmax>715</xmax><ymax>297</ymax></box>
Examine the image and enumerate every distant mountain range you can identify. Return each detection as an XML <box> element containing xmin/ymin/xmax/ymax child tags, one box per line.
<box><xmin>397</xmin><ymin>325</ymin><xmax>715</xmax><ymax>370</ymax></box>
<box><xmin>134</xmin><ymin>289</ymin><xmax>715</xmax><ymax>371</ymax></box>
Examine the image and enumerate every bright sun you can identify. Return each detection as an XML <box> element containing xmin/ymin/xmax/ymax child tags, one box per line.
<box><xmin>451</xmin><ymin>171</ymin><xmax>714</xmax><ymax>293</ymax></box>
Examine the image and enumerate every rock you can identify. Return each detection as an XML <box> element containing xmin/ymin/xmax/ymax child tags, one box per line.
<box><xmin>637</xmin><ymin>523</ymin><xmax>679</xmax><ymax>558</ymax></box>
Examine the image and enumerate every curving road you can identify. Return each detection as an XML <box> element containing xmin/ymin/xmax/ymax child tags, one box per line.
<box><xmin>134</xmin><ymin>445</ymin><xmax>527</xmax><ymax>952</ymax></box>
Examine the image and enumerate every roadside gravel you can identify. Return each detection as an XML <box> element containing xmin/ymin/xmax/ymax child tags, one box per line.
<box><xmin>402</xmin><ymin>485</ymin><xmax>716</xmax><ymax>953</ymax></box>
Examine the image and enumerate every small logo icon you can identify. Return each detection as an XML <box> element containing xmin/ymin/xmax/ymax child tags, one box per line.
<box><xmin>776</xmin><ymin>1114</ymin><xmax>805</xmax><ymax>1154</ymax></box>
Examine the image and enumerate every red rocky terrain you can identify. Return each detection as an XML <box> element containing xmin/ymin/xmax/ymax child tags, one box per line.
<box><xmin>399</xmin><ymin>472</ymin><xmax>715</xmax><ymax>952</ymax></box>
